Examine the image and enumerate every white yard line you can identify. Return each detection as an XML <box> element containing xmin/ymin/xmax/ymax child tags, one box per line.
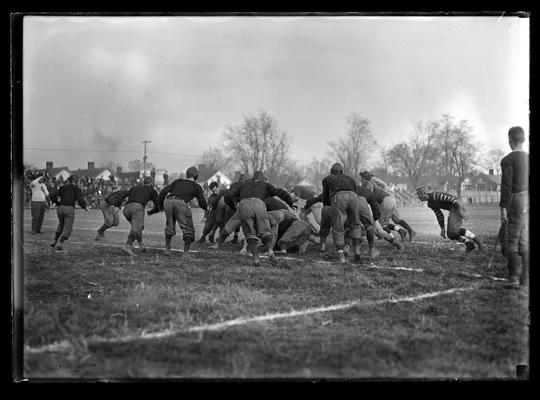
<box><xmin>24</xmin><ymin>285</ymin><xmax>477</xmax><ymax>353</ymax></box>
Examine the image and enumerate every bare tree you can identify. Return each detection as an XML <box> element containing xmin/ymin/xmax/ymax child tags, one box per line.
<box><xmin>432</xmin><ymin>114</ymin><xmax>481</xmax><ymax>197</ymax></box>
<box><xmin>377</xmin><ymin>145</ymin><xmax>392</xmax><ymax>174</ymax></box>
<box><xmin>197</xmin><ymin>146</ymin><xmax>231</xmax><ymax>172</ymax></box>
<box><xmin>273</xmin><ymin>159</ymin><xmax>304</xmax><ymax>188</ymax></box>
<box><xmin>128</xmin><ymin>159</ymin><xmax>155</xmax><ymax>172</ymax></box>
<box><xmin>327</xmin><ymin>112</ymin><xmax>377</xmax><ymax>176</ymax></box>
<box><xmin>387</xmin><ymin>120</ymin><xmax>438</xmax><ymax>189</ymax></box>
<box><xmin>223</xmin><ymin>110</ymin><xmax>291</xmax><ymax>183</ymax></box>
<box><xmin>303</xmin><ymin>158</ymin><xmax>332</xmax><ymax>192</ymax></box>
<box><xmin>480</xmin><ymin>149</ymin><xmax>506</xmax><ymax>175</ymax></box>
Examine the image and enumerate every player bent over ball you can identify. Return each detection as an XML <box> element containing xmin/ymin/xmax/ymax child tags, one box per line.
<box><xmin>416</xmin><ymin>185</ymin><xmax>482</xmax><ymax>252</ymax></box>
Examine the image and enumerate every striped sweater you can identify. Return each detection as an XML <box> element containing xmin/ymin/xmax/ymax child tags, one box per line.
<box><xmin>426</xmin><ymin>191</ymin><xmax>459</xmax><ymax>229</ymax></box>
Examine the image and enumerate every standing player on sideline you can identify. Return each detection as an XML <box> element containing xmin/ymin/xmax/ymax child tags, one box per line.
<box><xmin>322</xmin><ymin>163</ymin><xmax>362</xmax><ymax>263</ymax></box>
<box><xmin>121</xmin><ymin>176</ymin><xmax>160</xmax><ymax>257</ymax></box>
<box><xmin>94</xmin><ymin>188</ymin><xmax>130</xmax><ymax>241</ymax></box>
<box><xmin>155</xmin><ymin>166</ymin><xmax>208</xmax><ymax>259</ymax></box>
<box><xmin>500</xmin><ymin>126</ymin><xmax>529</xmax><ymax>287</ymax></box>
<box><xmin>49</xmin><ymin>175</ymin><xmax>87</xmax><ymax>252</ymax></box>
<box><xmin>416</xmin><ymin>185</ymin><xmax>482</xmax><ymax>252</ymax></box>
<box><xmin>30</xmin><ymin>173</ymin><xmax>50</xmax><ymax>234</ymax></box>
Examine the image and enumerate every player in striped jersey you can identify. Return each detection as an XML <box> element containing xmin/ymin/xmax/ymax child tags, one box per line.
<box><xmin>416</xmin><ymin>186</ymin><xmax>482</xmax><ymax>252</ymax></box>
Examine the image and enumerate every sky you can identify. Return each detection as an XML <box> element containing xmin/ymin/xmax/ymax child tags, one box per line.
<box><xmin>22</xmin><ymin>15</ymin><xmax>529</xmax><ymax>175</ymax></box>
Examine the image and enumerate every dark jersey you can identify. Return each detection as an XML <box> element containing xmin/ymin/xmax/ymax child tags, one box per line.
<box><xmin>291</xmin><ymin>185</ymin><xmax>317</xmax><ymax>201</ymax></box>
<box><xmin>226</xmin><ymin>181</ymin><xmax>293</xmax><ymax>210</ymax></box>
<box><xmin>158</xmin><ymin>179</ymin><xmax>207</xmax><ymax>210</ymax></box>
<box><xmin>321</xmin><ymin>174</ymin><xmax>358</xmax><ymax>206</ymax></box>
<box><xmin>277</xmin><ymin>218</ymin><xmax>297</xmax><ymax>241</ymax></box>
<box><xmin>49</xmin><ymin>184</ymin><xmax>87</xmax><ymax>209</ymax></box>
<box><xmin>304</xmin><ymin>194</ymin><xmax>323</xmax><ymax>210</ymax></box>
<box><xmin>499</xmin><ymin>150</ymin><xmax>529</xmax><ymax>208</ymax></box>
<box><xmin>356</xmin><ymin>186</ymin><xmax>381</xmax><ymax>221</ymax></box>
<box><xmin>265</xmin><ymin>196</ymin><xmax>289</xmax><ymax>211</ymax></box>
<box><xmin>371</xmin><ymin>184</ymin><xmax>390</xmax><ymax>203</ymax></box>
<box><xmin>105</xmin><ymin>190</ymin><xmax>130</xmax><ymax>207</ymax></box>
<box><xmin>126</xmin><ymin>185</ymin><xmax>160</xmax><ymax>210</ymax></box>
<box><xmin>426</xmin><ymin>191</ymin><xmax>459</xmax><ymax>229</ymax></box>
<box><xmin>207</xmin><ymin>191</ymin><xmax>224</xmax><ymax>210</ymax></box>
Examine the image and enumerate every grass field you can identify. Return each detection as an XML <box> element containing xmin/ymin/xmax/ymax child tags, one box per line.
<box><xmin>18</xmin><ymin>205</ymin><xmax>529</xmax><ymax>380</ymax></box>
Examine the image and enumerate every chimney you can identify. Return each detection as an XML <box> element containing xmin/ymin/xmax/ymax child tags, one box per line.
<box><xmin>117</xmin><ymin>166</ymin><xmax>123</xmax><ymax>174</ymax></box>
<box><xmin>489</xmin><ymin>169</ymin><xmax>494</xmax><ymax>176</ymax></box>
<box><xmin>88</xmin><ymin>161</ymin><xmax>95</xmax><ymax>170</ymax></box>
<box><xmin>46</xmin><ymin>161</ymin><xmax>53</xmax><ymax>170</ymax></box>
<box><xmin>234</xmin><ymin>171</ymin><xmax>241</xmax><ymax>181</ymax></box>
<box><xmin>198</xmin><ymin>164</ymin><xmax>205</xmax><ymax>173</ymax></box>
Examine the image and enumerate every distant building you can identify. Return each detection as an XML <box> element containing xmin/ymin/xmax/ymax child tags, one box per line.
<box><xmin>197</xmin><ymin>164</ymin><xmax>232</xmax><ymax>191</ymax></box>
<box><xmin>74</xmin><ymin>162</ymin><xmax>114</xmax><ymax>181</ymax></box>
<box><xmin>462</xmin><ymin>170</ymin><xmax>501</xmax><ymax>191</ymax></box>
<box><xmin>369</xmin><ymin>168</ymin><xmax>410</xmax><ymax>191</ymax></box>
<box><xmin>152</xmin><ymin>168</ymin><xmax>169</xmax><ymax>187</ymax></box>
<box><xmin>35</xmin><ymin>161</ymin><xmax>71</xmax><ymax>181</ymax></box>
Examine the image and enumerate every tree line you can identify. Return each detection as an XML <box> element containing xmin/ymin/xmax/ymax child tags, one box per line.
<box><xmin>195</xmin><ymin>110</ymin><xmax>504</xmax><ymax>197</ymax></box>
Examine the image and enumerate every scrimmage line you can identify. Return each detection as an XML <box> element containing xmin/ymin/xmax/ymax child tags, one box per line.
<box><xmin>23</xmin><ymin>225</ymin><xmax>495</xmax><ymax>250</ymax></box>
<box><xmin>24</xmin><ymin>238</ymin><xmax>506</xmax><ymax>280</ymax></box>
<box><xmin>23</xmin><ymin>238</ymin><xmax>424</xmax><ymax>273</ymax></box>
<box><xmin>25</xmin><ymin>285</ymin><xmax>477</xmax><ymax>353</ymax></box>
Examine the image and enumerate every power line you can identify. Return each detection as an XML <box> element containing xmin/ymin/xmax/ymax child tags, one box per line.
<box><xmin>23</xmin><ymin>147</ymin><xmax>201</xmax><ymax>158</ymax></box>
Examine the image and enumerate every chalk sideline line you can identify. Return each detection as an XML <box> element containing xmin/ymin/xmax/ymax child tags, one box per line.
<box><xmin>25</xmin><ymin>285</ymin><xmax>477</xmax><ymax>354</ymax></box>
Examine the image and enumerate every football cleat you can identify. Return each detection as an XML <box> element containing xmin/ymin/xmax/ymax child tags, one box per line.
<box><xmin>121</xmin><ymin>244</ymin><xmax>136</xmax><ymax>257</ymax></box>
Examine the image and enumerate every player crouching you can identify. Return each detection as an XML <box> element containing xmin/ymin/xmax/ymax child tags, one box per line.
<box><xmin>416</xmin><ymin>185</ymin><xmax>482</xmax><ymax>252</ymax></box>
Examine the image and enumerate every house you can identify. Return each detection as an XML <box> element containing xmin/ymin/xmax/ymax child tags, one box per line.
<box><xmin>462</xmin><ymin>169</ymin><xmax>501</xmax><ymax>192</ymax></box>
<box><xmin>36</xmin><ymin>161</ymin><xmax>71</xmax><ymax>181</ymax></box>
<box><xmin>369</xmin><ymin>168</ymin><xmax>410</xmax><ymax>191</ymax></box>
<box><xmin>197</xmin><ymin>164</ymin><xmax>232</xmax><ymax>191</ymax></box>
<box><xmin>73</xmin><ymin>162</ymin><xmax>114</xmax><ymax>181</ymax></box>
<box><xmin>484</xmin><ymin>171</ymin><xmax>501</xmax><ymax>192</ymax></box>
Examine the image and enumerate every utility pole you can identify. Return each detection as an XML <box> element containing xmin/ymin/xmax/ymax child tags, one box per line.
<box><xmin>142</xmin><ymin>140</ymin><xmax>151</xmax><ymax>174</ymax></box>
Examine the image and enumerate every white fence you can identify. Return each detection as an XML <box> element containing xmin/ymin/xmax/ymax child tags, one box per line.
<box><xmin>460</xmin><ymin>190</ymin><xmax>500</xmax><ymax>204</ymax></box>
